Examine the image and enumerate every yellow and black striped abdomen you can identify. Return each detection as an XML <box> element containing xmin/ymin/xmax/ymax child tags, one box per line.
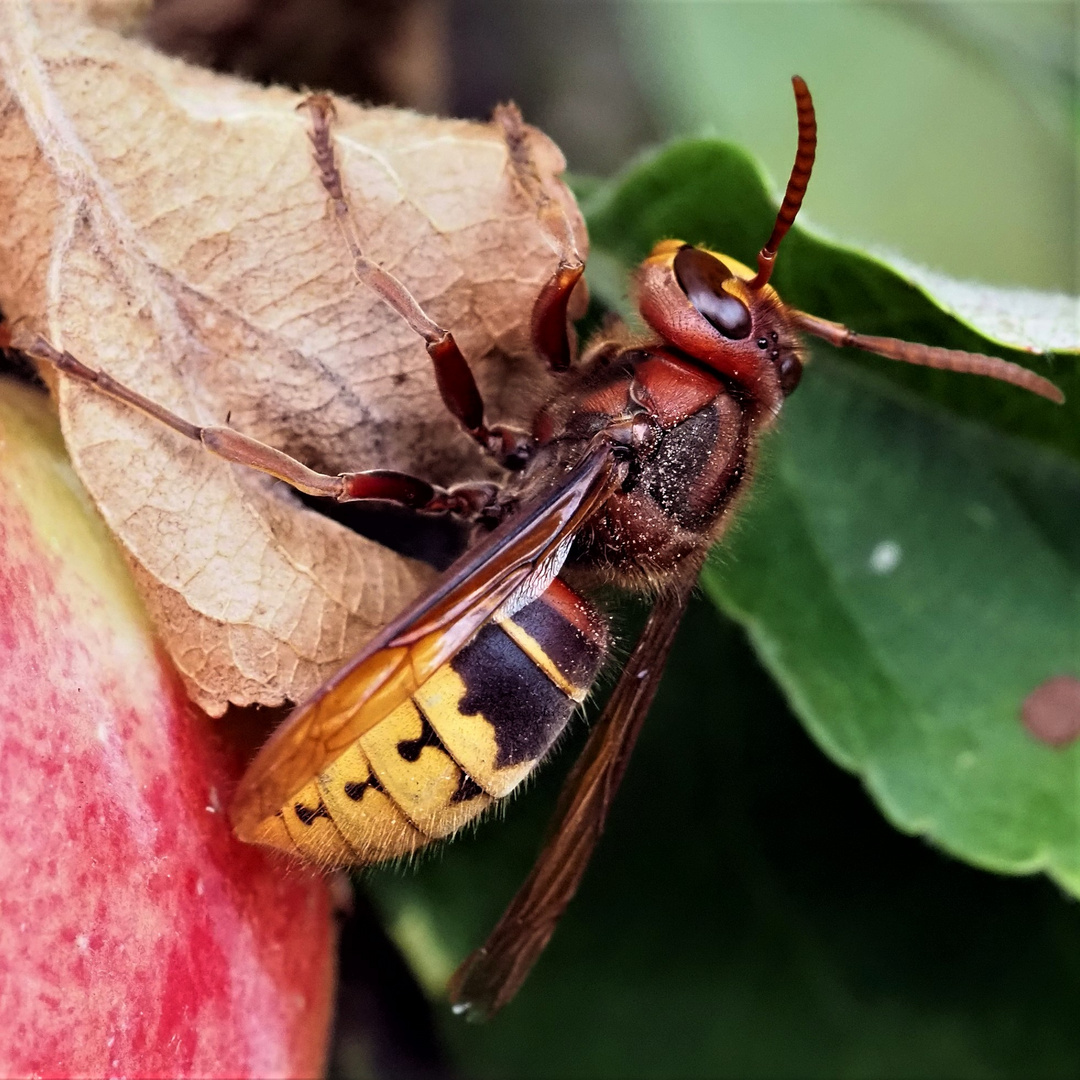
<box><xmin>255</xmin><ymin>578</ymin><xmax>607</xmax><ymax>866</ymax></box>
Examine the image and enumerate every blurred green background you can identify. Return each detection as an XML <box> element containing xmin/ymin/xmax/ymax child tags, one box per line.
<box><xmin>452</xmin><ymin>1</ymin><xmax>1076</xmax><ymax>294</ymax></box>
<box><xmin>628</xmin><ymin>2</ymin><xmax>1075</xmax><ymax>293</ymax></box>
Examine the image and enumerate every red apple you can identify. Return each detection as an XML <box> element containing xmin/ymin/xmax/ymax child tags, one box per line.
<box><xmin>0</xmin><ymin>379</ymin><xmax>336</xmax><ymax>1078</ymax></box>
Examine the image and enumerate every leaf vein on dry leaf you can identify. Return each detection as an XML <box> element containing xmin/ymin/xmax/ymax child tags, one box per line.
<box><xmin>218</xmin><ymin>475</ymin><xmax>385</xmax><ymax>619</ymax></box>
<box><xmin>334</xmin><ymin>134</ymin><xmax>408</xmax><ymax>194</ymax></box>
<box><xmin>165</xmin><ymin>279</ymin><xmax>369</xmax><ymax>415</ymax></box>
<box><xmin>0</xmin><ymin>4</ymin><xmax>575</xmax><ymax>710</ymax></box>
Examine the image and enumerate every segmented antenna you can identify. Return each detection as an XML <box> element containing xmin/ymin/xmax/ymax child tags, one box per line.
<box><xmin>793</xmin><ymin>310</ymin><xmax>1065</xmax><ymax>403</ymax></box>
<box><xmin>750</xmin><ymin>75</ymin><xmax>817</xmax><ymax>289</ymax></box>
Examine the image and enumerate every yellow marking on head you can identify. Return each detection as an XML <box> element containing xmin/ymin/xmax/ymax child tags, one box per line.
<box><xmin>647</xmin><ymin>240</ymin><xmax>756</xmax><ymax>284</ymax></box>
<box><xmin>645</xmin><ymin>238</ymin><xmax>685</xmax><ymax>264</ymax></box>
<box><xmin>316</xmin><ymin>744</ymin><xmax>427</xmax><ymax>864</ymax></box>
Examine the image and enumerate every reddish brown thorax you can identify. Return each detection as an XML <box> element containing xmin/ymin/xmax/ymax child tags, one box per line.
<box><xmin>523</xmin><ymin>319</ymin><xmax>792</xmax><ymax>589</ymax></box>
<box><xmin>520</xmin><ymin>222</ymin><xmax>811</xmax><ymax>588</ymax></box>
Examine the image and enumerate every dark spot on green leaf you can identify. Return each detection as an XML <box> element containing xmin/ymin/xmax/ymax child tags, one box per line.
<box><xmin>1021</xmin><ymin>676</ymin><xmax>1080</xmax><ymax>748</ymax></box>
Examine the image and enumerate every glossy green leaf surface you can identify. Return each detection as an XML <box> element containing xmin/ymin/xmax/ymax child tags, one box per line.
<box><xmin>583</xmin><ymin>140</ymin><xmax>1079</xmax><ymax>457</ymax></box>
<box><xmin>578</xmin><ymin>136</ymin><xmax>1080</xmax><ymax>895</ymax></box>
<box><xmin>369</xmin><ymin>604</ymin><xmax>1080</xmax><ymax>1077</ymax></box>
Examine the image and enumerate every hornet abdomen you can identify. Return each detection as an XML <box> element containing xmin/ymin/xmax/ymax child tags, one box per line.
<box><xmin>256</xmin><ymin>578</ymin><xmax>607</xmax><ymax>864</ymax></box>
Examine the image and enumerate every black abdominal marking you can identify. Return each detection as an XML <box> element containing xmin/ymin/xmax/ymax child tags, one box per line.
<box><xmin>398</xmin><ymin>706</ymin><xmax>484</xmax><ymax>802</ymax></box>
<box><xmin>453</xmin><ymin>623</ymin><xmax>575</xmax><ymax>769</ymax></box>
<box><xmin>514</xmin><ymin>597</ymin><xmax>604</xmax><ymax>686</ymax></box>
<box><xmin>343</xmin><ymin>773</ymin><xmax>385</xmax><ymax>801</ymax></box>
<box><xmin>293</xmin><ymin>800</ymin><xmax>332</xmax><ymax>827</ymax></box>
<box><xmin>396</xmin><ymin>712</ymin><xmax>441</xmax><ymax>762</ymax></box>
<box><xmin>451</xmin><ymin>773</ymin><xmax>485</xmax><ymax>803</ymax></box>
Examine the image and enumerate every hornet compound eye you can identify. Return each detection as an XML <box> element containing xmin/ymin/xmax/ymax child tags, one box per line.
<box><xmin>673</xmin><ymin>246</ymin><xmax>753</xmax><ymax>340</ymax></box>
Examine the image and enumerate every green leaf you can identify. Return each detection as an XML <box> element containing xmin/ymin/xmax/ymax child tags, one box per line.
<box><xmin>611</xmin><ymin>3</ymin><xmax>1075</xmax><ymax>297</ymax></box>
<box><xmin>583</xmin><ymin>141</ymin><xmax>1078</xmax><ymax>459</ymax></box>
<box><xmin>704</xmin><ymin>366</ymin><xmax>1080</xmax><ymax>887</ymax></box>
<box><xmin>583</xmin><ymin>139</ymin><xmax>1080</xmax><ymax>894</ymax></box>
<box><xmin>368</xmin><ymin>604</ymin><xmax>1080</xmax><ymax>1077</ymax></box>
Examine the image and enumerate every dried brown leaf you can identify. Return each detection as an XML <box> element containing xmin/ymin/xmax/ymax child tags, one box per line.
<box><xmin>0</xmin><ymin>0</ymin><xmax>585</xmax><ymax>714</ymax></box>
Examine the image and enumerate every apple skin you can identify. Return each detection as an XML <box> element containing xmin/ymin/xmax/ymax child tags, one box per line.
<box><xmin>0</xmin><ymin>379</ymin><xmax>336</xmax><ymax>1078</ymax></box>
